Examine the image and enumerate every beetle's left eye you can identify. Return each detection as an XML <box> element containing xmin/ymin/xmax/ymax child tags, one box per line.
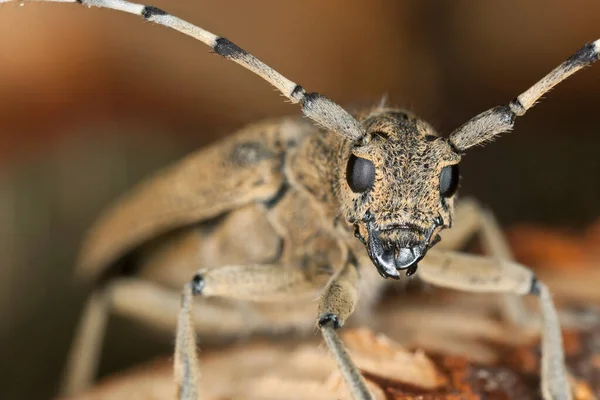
<box><xmin>346</xmin><ymin>154</ymin><xmax>375</xmax><ymax>193</ymax></box>
<box><xmin>439</xmin><ymin>164</ymin><xmax>460</xmax><ymax>197</ymax></box>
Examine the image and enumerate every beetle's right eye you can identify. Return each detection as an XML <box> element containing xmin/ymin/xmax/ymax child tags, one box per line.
<box><xmin>439</xmin><ymin>164</ymin><xmax>460</xmax><ymax>197</ymax></box>
<box><xmin>346</xmin><ymin>154</ymin><xmax>375</xmax><ymax>193</ymax></box>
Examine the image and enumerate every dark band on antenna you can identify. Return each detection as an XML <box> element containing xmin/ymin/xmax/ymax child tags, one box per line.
<box><xmin>141</xmin><ymin>6</ymin><xmax>167</xmax><ymax>19</ymax></box>
<box><xmin>509</xmin><ymin>98</ymin><xmax>526</xmax><ymax>116</ymax></box>
<box><xmin>567</xmin><ymin>42</ymin><xmax>600</xmax><ymax>68</ymax></box>
<box><xmin>300</xmin><ymin>92</ymin><xmax>322</xmax><ymax>108</ymax></box>
<box><xmin>214</xmin><ymin>37</ymin><xmax>246</xmax><ymax>59</ymax></box>
<box><xmin>290</xmin><ymin>85</ymin><xmax>305</xmax><ymax>101</ymax></box>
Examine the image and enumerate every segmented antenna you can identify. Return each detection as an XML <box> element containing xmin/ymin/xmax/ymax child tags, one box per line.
<box><xmin>1</xmin><ymin>0</ymin><xmax>366</xmax><ymax>141</ymax></box>
<box><xmin>449</xmin><ymin>39</ymin><xmax>600</xmax><ymax>150</ymax></box>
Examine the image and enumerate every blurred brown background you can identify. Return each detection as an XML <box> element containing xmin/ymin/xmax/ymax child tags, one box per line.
<box><xmin>0</xmin><ymin>1</ymin><xmax>598</xmax><ymax>399</ymax></box>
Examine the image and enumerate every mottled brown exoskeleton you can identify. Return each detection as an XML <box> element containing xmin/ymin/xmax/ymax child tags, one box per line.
<box><xmin>4</xmin><ymin>1</ymin><xmax>599</xmax><ymax>399</ymax></box>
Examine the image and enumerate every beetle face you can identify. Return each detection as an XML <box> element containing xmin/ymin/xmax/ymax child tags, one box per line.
<box><xmin>338</xmin><ymin>109</ymin><xmax>461</xmax><ymax>279</ymax></box>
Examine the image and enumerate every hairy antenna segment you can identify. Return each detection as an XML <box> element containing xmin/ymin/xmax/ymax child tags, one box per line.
<box><xmin>449</xmin><ymin>39</ymin><xmax>599</xmax><ymax>150</ymax></box>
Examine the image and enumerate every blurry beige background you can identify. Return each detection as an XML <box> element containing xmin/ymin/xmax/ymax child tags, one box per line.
<box><xmin>0</xmin><ymin>1</ymin><xmax>599</xmax><ymax>399</ymax></box>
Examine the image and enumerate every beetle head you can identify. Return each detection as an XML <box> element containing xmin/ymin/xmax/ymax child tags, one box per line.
<box><xmin>338</xmin><ymin>109</ymin><xmax>461</xmax><ymax>279</ymax></box>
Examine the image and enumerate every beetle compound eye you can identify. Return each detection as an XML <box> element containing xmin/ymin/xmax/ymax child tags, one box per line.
<box><xmin>439</xmin><ymin>164</ymin><xmax>460</xmax><ymax>197</ymax></box>
<box><xmin>346</xmin><ymin>154</ymin><xmax>375</xmax><ymax>193</ymax></box>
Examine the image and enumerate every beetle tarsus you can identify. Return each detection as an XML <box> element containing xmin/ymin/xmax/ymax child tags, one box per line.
<box><xmin>318</xmin><ymin>313</ymin><xmax>342</xmax><ymax>329</ymax></box>
<box><xmin>190</xmin><ymin>274</ymin><xmax>205</xmax><ymax>296</ymax></box>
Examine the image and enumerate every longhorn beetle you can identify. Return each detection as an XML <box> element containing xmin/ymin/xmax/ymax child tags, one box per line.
<box><xmin>3</xmin><ymin>1</ymin><xmax>598</xmax><ymax>399</ymax></box>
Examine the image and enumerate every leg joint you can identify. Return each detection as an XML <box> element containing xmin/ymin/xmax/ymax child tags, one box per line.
<box><xmin>191</xmin><ymin>273</ymin><xmax>205</xmax><ymax>295</ymax></box>
<box><xmin>318</xmin><ymin>313</ymin><xmax>342</xmax><ymax>329</ymax></box>
<box><xmin>529</xmin><ymin>274</ymin><xmax>541</xmax><ymax>296</ymax></box>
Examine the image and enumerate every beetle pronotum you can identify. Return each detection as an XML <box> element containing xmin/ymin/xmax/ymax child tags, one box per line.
<box><xmin>3</xmin><ymin>1</ymin><xmax>598</xmax><ymax>399</ymax></box>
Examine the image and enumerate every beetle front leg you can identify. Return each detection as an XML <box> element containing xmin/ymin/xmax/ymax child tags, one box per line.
<box><xmin>174</xmin><ymin>261</ymin><xmax>338</xmax><ymax>399</ymax></box>
<box><xmin>175</xmin><ymin>283</ymin><xmax>200</xmax><ymax>400</ymax></box>
<box><xmin>193</xmin><ymin>263</ymin><xmax>333</xmax><ymax>301</ymax></box>
<box><xmin>438</xmin><ymin>198</ymin><xmax>527</xmax><ymax>325</ymax></box>
<box><xmin>419</xmin><ymin>250</ymin><xmax>571</xmax><ymax>400</ymax></box>
<box><xmin>318</xmin><ymin>262</ymin><xmax>374</xmax><ymax>400</ymax></box>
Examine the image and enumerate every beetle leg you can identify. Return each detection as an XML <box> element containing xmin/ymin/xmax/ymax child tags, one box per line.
<box><xmin>438</xmin><ymin>198</ymin><xmax>528</xmax><ymax>325</ymax></box>
<box><xmin>174</xmin><ymin>261</ymin><xmax>339</xmax><ymax>399</ymax></box>
<box><xmin>175</xmin><ymin>283</ymin><xmax>200</xmax><ymax>400</ymax></box>
<box><xmin>109</xmin><ymin>278</ymin><xmax>316</xmax><ymax>335</ymax></box>
<box><xmin>60</xmin><ymin>288</ymin><xmax>110</xmax><ymax>396</ymax></box>
<box><xmin>63</xmin><ymin>275</ymin><xmax>321</xmax><ymax>397</ymax></box>
<box><xmin>477</xmin><ymin>207</ymin><xmax>530</xmax><ymax>324</ymax></box>
<box><xmin>419</xmin><ymin>250</ymin><xmax>571</xmax><ymax>400</ymax></box>
<box><xmin>318</xmin><ymin>262</ymin><xmax>374</xmax><ymax>400</ymax></box>
<box><xmin>193</xmin><ymin>263</ymin><xmax>332</xmax><ymax>301</ymax></box>
<box><xmin>435</xmin><ymin>198</ymin><xmax>481</xmax><ymax>251</ymax></box>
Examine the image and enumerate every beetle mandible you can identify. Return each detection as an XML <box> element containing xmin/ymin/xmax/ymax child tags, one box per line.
<box><xmin>4</xmin><ymin>1</ymin><xmax>599</xmax><ymax>399</ymax></box>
